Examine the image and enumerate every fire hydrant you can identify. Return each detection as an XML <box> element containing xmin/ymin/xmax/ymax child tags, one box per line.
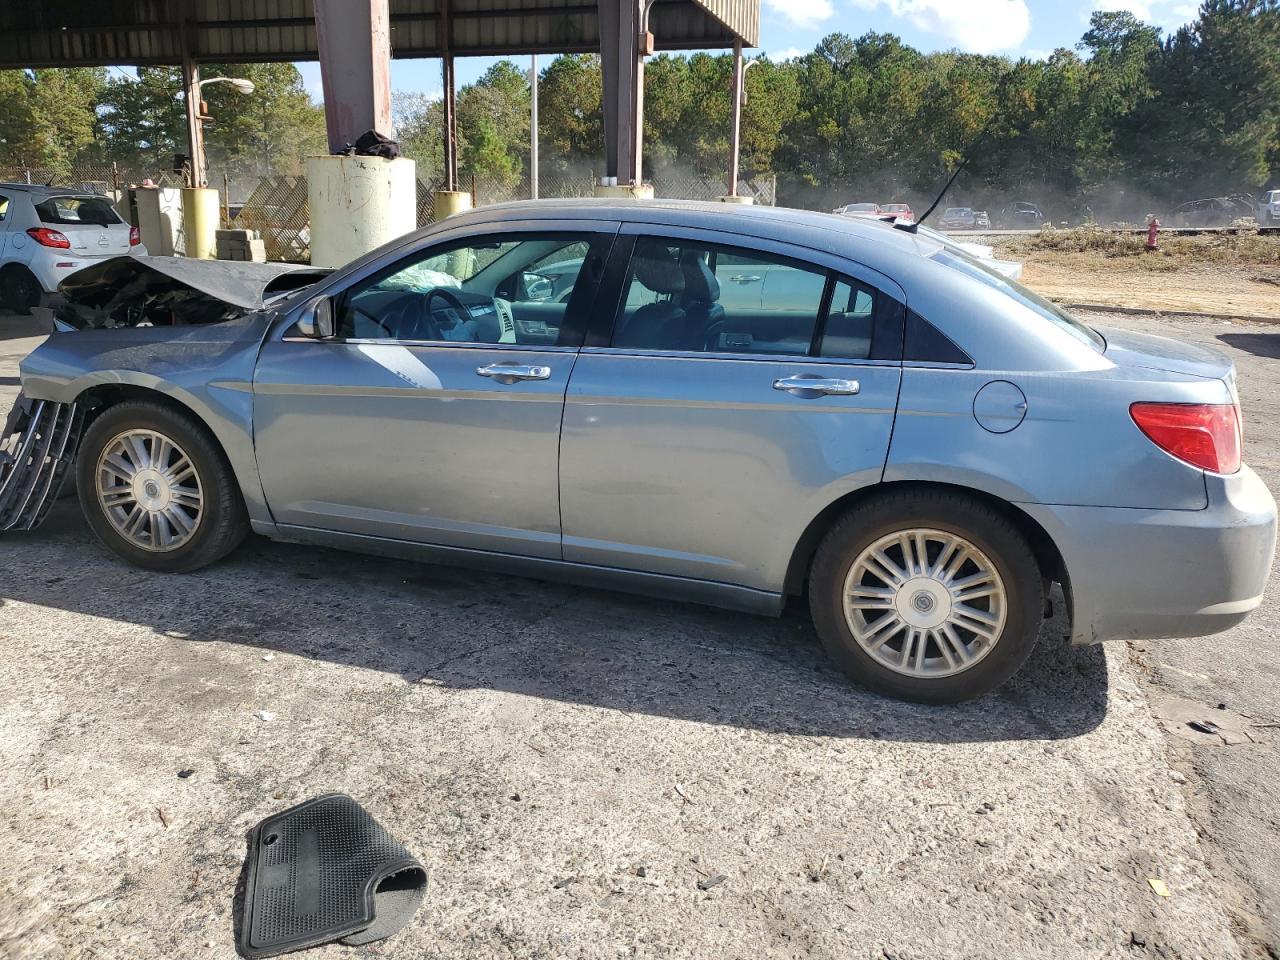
<box><xmin>1146</xmin><ymin>214</ymin><xmax>1161</xmax><ymax>251</ymax></box>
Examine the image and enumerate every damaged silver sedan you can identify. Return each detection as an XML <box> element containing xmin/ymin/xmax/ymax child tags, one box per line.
<box><xmin>2</xmin><ymin>201</ymin><xmax>1274</xmax><ymax>704</ymax></box>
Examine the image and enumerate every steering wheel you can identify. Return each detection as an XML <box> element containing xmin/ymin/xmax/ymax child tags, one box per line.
<box><xmin>423</xmin><ymin>287</ymin><xmax>473</xmax><ymax>333</ymax></box>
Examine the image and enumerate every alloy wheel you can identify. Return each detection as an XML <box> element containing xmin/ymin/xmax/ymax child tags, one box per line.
<box><xmin>95</xmin><ymin>429</ymin><xmax>204</xmax><ymax>552</ymax></box>
<box><xmin>841</xmin><ymin>528</ymin><xmax>1008</xmax><ymax>678</ymax></box>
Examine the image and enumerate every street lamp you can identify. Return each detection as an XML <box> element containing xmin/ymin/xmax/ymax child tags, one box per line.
<box><xmin>198</xmin><ymin>77</ymin><xmax>256</xmax><ymax>96</ymax></box>
<box><xmin>183</xmin><ymin>75</ymin><xmax>256</xmax><ymax>188</ymax></box>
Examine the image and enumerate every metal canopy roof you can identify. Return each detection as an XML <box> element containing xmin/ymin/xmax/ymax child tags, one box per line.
<box><xmin>0</xmin><ymin>0</ymin><xmax>759</xmax><ymax>69</ymax></box>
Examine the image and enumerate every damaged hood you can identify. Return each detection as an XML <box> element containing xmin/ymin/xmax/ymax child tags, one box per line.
<box><xmin>55</xmin><ymin>255</ymin><xmax>329</xmax><ymax>328</ymax></box>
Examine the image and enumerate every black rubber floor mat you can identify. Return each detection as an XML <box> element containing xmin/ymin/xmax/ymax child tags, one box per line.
<box><xmin>238</xmin><ymin>794</ymin><xmax>427</xmax><ymax>958</ymax></box>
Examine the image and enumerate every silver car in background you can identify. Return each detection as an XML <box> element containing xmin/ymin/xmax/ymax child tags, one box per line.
<box><xmin>5</xmin><ymin>200</ymin><xmax>1275</xmax><ymax>703</ymax></box>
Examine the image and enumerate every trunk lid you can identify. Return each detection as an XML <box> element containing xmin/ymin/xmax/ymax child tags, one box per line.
<box><xmin>34</xmin><ymin>194</ymin><xmax>132</xmax><ymax>256</ymax></box>
<box><xmin>1099</xmin><ymin>325</ymin><xmax>1234</xmax><ymax>381</ymax></box>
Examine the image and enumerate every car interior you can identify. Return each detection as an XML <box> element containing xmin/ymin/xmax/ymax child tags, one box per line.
<box><xmin>612</xmin><ymin>238</ymin><xmax>875</xmax><ymax>358</ymax></box>
<box><xmin>332</xmin><ymin>233</ymin><xmax>876</xmax><ymax>359</ymax></box>
<box><xmin>337</xmin><ymin>236</ymin><xmax>592</xmax><ymax>345</ymax></box>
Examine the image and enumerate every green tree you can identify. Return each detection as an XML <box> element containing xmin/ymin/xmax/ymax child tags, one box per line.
<box><xmin>0</xmin><ymin>68</ymin><xmax>105</xmax><ymax>178</ymax></box>
<box><xmin>94</xmin><ymin>63</ymin><xmax>324</xmax><ymax>179</ymax></box>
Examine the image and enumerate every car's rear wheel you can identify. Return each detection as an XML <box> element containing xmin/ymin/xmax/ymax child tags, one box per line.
<box><xmin>809</xmin><ymin>489</ymin><xmax>1043</xmax><ymax>704</ymax></box>
<box><xmin>0</xmin><ymin>265</ymin><xmax>41</xmax><ymax>316</ymax></box>
<box><xmin>76</xmin><ymin>400</ymin><xmax>248</xmax><ymax>572</ymax></box>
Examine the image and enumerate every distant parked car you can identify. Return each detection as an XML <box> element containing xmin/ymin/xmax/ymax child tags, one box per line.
<box><xmin>0</xmin><ymin>184</ymin><xmax>144</xmax><ymax>314</ymax></box>
<box><xmin>1257</xmin><ymin>190</ymin><xmax>1280</xmax><ymax>227</ymax></box>
<box><xmin>938</xmin><ymin>207</ymin><xmax>977</xmax><ymax>230</ymax></box>
<box><xmin>881</xmin><ymin>203</ymin><xmax>915</xmax><ymax>222</ymax></box>
<box><xmin>1170</xmin><ymin>196</ymin><xmax>1253</xmax><ymax>228</ymax></box>
<box><xmin>998</xmin><ymin>202</ymin><xmax>1046</xmax><ymax>229</ymax></box>
<box><xmin>974</xmin><ymin>210</ymin><xmax>992</xmax><ymax>229</ymax></box>
<box><xmin>835</xmin><ymin>202</ymin><xmax>884</xmax><ymax>218</ymax></box>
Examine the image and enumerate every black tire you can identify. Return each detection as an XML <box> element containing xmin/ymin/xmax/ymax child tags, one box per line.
<box><xmin>76</xmin><ymin>399</ymin><xmax>248</xmax><ymax>572</ymax></box>
<box><xmin>809</xmin><ymin>488</ymin><xmax>1043</xmax><ymax>704</ymax></box>
<box><xmin>0</xmin><ymin>265</ymin><xmax>41</xmax><ymax>315</ymax></box>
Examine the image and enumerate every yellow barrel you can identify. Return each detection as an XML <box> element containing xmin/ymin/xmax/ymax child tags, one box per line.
<box><xmin>181</xmin><ymin>187</ymin><xmax>219</xmax><ymax>259</ymax></box>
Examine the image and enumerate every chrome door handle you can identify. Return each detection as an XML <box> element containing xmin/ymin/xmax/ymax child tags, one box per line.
<box><xmin>773</xmin><ymin>375</ymin><xmax>861</xmax><ymax>396</ymax></box>
<box><xmin>476</xmin><ymin>363</ymin><xmax>552</xmax><ymax>383</ymax></box>
<box><xmin>730</xmin><ymin>274</ymin><xmax>762</xmax><ymax>283</ymax></box>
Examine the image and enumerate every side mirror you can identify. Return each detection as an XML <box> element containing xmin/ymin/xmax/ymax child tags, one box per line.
<box><xmin>521</xmin><ymin>272</ymin><xmax>554</xmax><ymax>302</ymax></box>
<box><xmin>296</xmin><ymin>296</ymin><xmax>336</xmax><ymax>339</ymax></box>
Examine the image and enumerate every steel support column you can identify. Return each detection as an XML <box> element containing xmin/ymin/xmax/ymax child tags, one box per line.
<box><xmin>313</xmin><ymin>0</ymin><xmax>393</xmax><ymax>153</ymax></box>
<box><xmin>598</xmin><ymin>0</ymin><xmax>646</xmax><ymax>185</ymax></box>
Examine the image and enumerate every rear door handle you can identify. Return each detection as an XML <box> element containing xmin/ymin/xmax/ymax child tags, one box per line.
<box><xmin>729</xmin><ymin>274</ymin><xmax>762</xmax><ymax>283</ymax></box>
<box><xmin>773</xmin><ymin>375</ymin><xmax>861</xmax><ymax>396</ymax></box>
<box><xmin>477</xmin><ymin>363</ymin><xmax>552</xmax><ymax>383</ymax></box>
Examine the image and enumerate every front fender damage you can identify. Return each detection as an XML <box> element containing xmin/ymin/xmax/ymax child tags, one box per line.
<box><xmin>0</xmin><ymin>393</ymin><xmax>84</xmax><ymax>532</ymax></box>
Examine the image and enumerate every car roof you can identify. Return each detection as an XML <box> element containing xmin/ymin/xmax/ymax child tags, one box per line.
<box><xmin>446</xmin><ymin>198</ymin><xmax>946</xmax><ymax>267</ymax></box>
<box><xmin>0</xmin><ymin>182</ymin><xmax>101</xmax><ymax>196</ymax></box>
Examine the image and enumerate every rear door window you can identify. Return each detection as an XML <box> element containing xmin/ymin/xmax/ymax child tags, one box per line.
<box><xmin>608</xmin><ymin>236</ymin><xmax>896</xmax><ymax>361</ymax></box>
<box><xmin>34</xmin><ymin>196</ymin><xmax>122</xmax><ymax>226</ymax></box>
<box><xmin>612</xmin><ymin>238</ymin><xmax>826</xmax><ymax>356</ymax></box>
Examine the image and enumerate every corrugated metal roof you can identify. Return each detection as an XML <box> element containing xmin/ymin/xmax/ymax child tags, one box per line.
<box><xmin>0</xmin><ymin>0</ymin><xmax>756</xmax><ymax>68</ymax></box>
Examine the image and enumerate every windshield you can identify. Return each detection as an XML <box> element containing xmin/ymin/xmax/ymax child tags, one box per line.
<box><xmin>931</xmin><ymin>248</ymin><xmax>1105</xmax><ymax>352</ymax></box>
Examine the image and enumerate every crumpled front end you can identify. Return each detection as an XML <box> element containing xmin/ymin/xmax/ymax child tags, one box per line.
<box><xmin>0</xmin><ymin>394</ymin><xmax>84</xmax><ymax>532</ymax></box>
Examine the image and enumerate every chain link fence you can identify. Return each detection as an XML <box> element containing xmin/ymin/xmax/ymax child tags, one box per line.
<box><xmin>0</xmin><ymin>163</ymin><xmax>184</xmax><ymax>193</ymax></box>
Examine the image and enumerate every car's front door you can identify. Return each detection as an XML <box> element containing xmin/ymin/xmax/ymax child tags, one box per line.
<box><xmin>252</xmin><ymin>228</ymin><xmax>615</xmax><ymax>558</ymax></box>
<box><xmin>559</xmin><ymin>228</ymin><xmax>905</xmax><ymax>594</ymax></box>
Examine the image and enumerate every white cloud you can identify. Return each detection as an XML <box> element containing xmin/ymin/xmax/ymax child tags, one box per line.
<box><xmin>763</xmin><ymin>0</ymin><xmax>835</xmax><ymax>29</ymax></box>
<box><xmin>772</xmin><ymin>47</ymin><xmax>808</xmax><ymax>60</ymax></box>
<box><xmin>851</xmin><ymin>0</ymin><xmax>1032</xmax><ymax>53</ymax></box>
<box><xmin>1089</xmin><ymin>0</ymin><xmax>1197</xmax><ymax>31</ymax></box>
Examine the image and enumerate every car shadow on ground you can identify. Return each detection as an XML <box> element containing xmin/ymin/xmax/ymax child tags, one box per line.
<box><xmin>1218</xmin><ymin>332</ymin><xmax>1280</xmax><ymax>359</ymax></box>
<box><xmin>1</xmin><ymin>502</ymin><xmax>1109</xmax><ymax>745</ymax></box>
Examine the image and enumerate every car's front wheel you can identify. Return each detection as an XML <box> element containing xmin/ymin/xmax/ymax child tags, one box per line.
<box><xmin>76</xmin><ymin>400</ymin><xmax>248</xmax><ymax>572</ymax></box>
<box><xmin>809</xmin><ymin>489</ymin><xmax>1044</xmax><ymax>704</ymax></box>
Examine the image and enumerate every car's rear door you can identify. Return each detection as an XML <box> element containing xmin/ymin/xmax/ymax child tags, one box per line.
<box><xmin>558</xmin><ymin>226</ymin><xmax>905</xmax><ymax>595</ymax></box>
<box><xmin>252</xmin><ymin>225</ymin><xmax>616</xmax><ymax>558</ymax></box>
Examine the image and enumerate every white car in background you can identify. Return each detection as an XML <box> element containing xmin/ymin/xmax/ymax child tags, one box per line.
<box><xmin>0</xmin><ymin>184</ymin><xmax>144</xmax><ymax>314</ymax></box>
<box><xmin>834</xmin><ymin>202</ymin><xmax>884</xmax><ymax>218</ymax></box>
<box><xmin>910</xmin><ymin>223</ymin><xmax>1024</xmax><ymax>280</ymax></box>
<box><xmin>1258</xmin><ymin>190</ymin><xmax>1280</xmax><ymax>227</ymax></box>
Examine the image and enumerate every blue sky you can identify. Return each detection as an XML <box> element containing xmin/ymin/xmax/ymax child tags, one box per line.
<box><xmin>294</xmin><ymin>0</ymin><xmax>1201</xmax><ymax>101</ymax></box>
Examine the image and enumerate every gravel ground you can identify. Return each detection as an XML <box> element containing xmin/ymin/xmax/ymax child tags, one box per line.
<box><xmin>0</xmin><ymin>308</ymin><xmax>1271</xmax><ymax>960</ymax></box>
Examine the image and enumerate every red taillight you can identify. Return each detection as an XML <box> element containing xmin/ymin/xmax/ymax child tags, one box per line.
<box><xmin>129</xmin><ymin>225</ymin><xmax>141</xmax><ymax>246</ymax></box>
<box><xmin>1130</xmin><ymin>402</ymin><xmax>1241</xmax><ymax>474</ymax></box>
<box><xmin>27</xmin><ymin>227</ymin><xmax>70</xmax><ymax>249</ymax></box>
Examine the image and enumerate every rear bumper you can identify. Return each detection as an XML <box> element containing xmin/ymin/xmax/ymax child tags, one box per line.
<box><xmin>30</xmin><ymin>249</ymin><xmax>146</xmax><ymax>295</ymax></box>
<box><xmin>1021</xmin><ymin>465</ymin><xmax>1277</xmax><ymax>644</ymax></box>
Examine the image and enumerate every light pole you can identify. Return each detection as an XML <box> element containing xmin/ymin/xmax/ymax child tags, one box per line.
<box><xmin>185</xmin><ymin>76</ymin><xmax>256</xmax><ymax>188</ymax></box>
<box><xmin>728</xmin><ymin>46</ymin><xmax>759</xmax><ymax>199</ymax></box>
<box><xmin>530</xmin><ymin>55</ymin><xmax>539</xmax><ymax>200</ymax></box>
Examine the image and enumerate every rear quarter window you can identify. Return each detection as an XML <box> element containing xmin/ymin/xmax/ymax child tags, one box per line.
<box><xmin>34</xmin><ymin>196</ymin><xmax>122</xmax><ymax>227</ymax></box>
<box><xmin>931</xmin><ymin>248</ymin><xmax>1104</xmax><ymax>352</ymax></box>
